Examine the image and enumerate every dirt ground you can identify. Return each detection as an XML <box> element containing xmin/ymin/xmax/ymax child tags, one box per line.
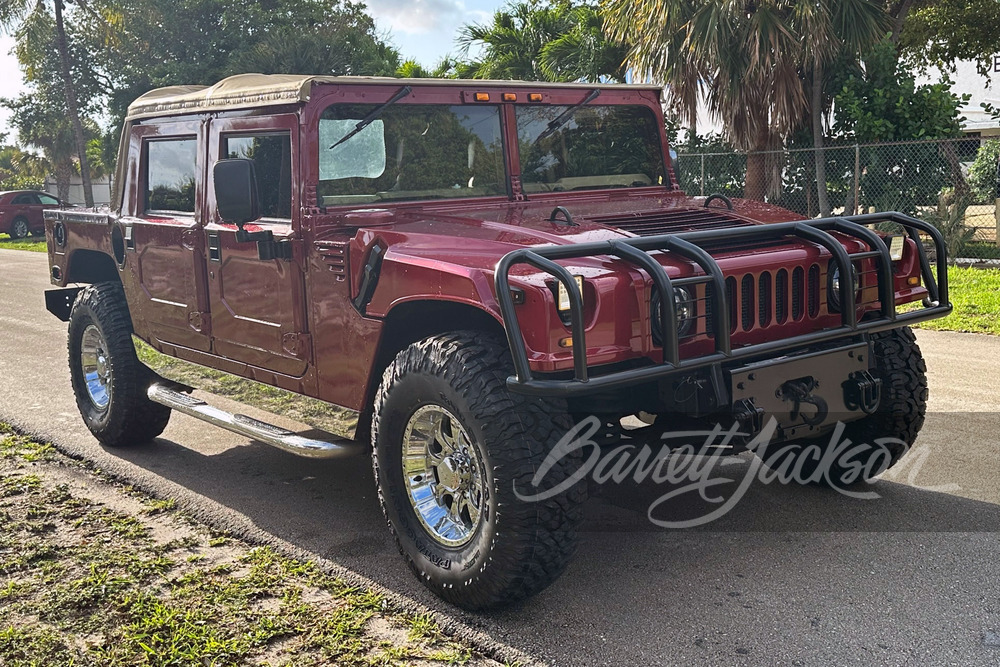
<box><xmin>0</xmin><ymin>425</ymin><xmax>506</xmax><ymax>667</ymax></box>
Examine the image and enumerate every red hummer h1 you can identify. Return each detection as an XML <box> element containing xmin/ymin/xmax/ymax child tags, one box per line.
<box><xmin>44</xmin><ymin>74</ymin><xmax>950</xmax><ymax>609</ymax></box>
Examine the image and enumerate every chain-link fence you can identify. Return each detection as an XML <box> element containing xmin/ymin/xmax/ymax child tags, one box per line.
<box><xmin>674</xmin><ymin>137</ymin><xmax>1000</xmax><ymax>261</ymax></box>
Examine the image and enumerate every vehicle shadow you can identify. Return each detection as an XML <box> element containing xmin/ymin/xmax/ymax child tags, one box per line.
<box><xmin>109</xmin><ymin>427</ymin><xmax>1000</xmax><ymax>665</ymax></box>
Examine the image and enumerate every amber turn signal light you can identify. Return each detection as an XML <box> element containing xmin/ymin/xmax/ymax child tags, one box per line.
<box><xmin>907</xmin><ymin>276</ymin><xmax>920</xmax><ymax>286</ymax></box>
<box><xmin>475</xmin><ymin>92</ymin><xmax>490</xmax><ymax>101</ymax></box>
<box><xmin>558</xmin><ymin>337</ymin><xmax>574</xmax><ymax>348</ymax></box>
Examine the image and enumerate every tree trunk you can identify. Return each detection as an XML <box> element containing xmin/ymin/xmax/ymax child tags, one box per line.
<box><xmin>889</xmin><ymin>0</ymin><xmax>915</xmax><ymax>46</ymax></box>
<box><xmin>54</xmin><ymin>160</ymin><xmax>73</xmax><ymax>203</ymax></box>
<box><xmin>811</xmin><ymin>60</ymin><xmax>831</xmax><ymax>217</ymax></box>
<box><xmin>53</xmin><ymin>0</ymin><xmax>94</xmax><ymax>208</ymax></box>
<box><xmin>745</xmin><ymin>147</ymin><xmax>767</xmax><ymax>201</ymax></box>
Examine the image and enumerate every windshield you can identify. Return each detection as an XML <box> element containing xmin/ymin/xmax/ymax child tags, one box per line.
<box><xmin>317</xmin><ymin>104</ymin><xmax>506</xmax><ymax>206</ymax></box>
<box><xmin>516</xmin><ymin>105</ymin><xmax>666</xmax><ymax>192</ymax></box>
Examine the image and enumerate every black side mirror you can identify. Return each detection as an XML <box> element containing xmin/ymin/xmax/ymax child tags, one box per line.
<box><xmin>214</xmin><ymin>158</ymin><xmax>260</xmax><ymax>227</ymax></box>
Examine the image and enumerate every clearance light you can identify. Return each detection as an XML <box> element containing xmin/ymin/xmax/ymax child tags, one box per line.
<box><xmin>528</xmin><ymin>93</ymin><xmax>543</xmax><ymax>102</ymax></box>
<box><xmin>475</xmin><ymin>92</ymin><xmax>490</xmax><ymax>101</ymax></box>
<box><xmin>558</xmin><ymin>337</ymin><xmax>574</xmax><ymax>348</ymax></box>
<box><xmin>907</xmin><ymin>276</ymin><xmax>921</xmax><ymax>286</ymax></box>
<box><xmin>503</xmin><ymin>93</ymin><xmax>517</xmax><ymax>101</ymax></box>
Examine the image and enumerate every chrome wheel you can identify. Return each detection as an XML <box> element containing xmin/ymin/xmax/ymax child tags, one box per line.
<box><xmin>402</xmin><ymin>405</ymin><xmax>485</xmax><ymax>547</ymax></box>
<box><xmin>80</xmin><ymin>324</ymin><xmax>112</xmax><ymax>410</ymax></box>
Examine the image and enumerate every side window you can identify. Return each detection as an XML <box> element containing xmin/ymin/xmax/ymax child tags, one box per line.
<box><xmin>12</xmin><ymin>193</ymin><xmax>37</xmax><ymax>205</ymax></box>
<box><xmin>146</xmin><ymin>138</ymin><xmax>197</xmax><ymax>213</ymax></box>
<box><xmin>38</xmin><ymin>194</ymin><xmax>59</xmax><ymax>206</ymax></box>
<box><xmin>223</xmin><ymin>133</ymin><xmax>291</xmax><ymax>219</ymax></box>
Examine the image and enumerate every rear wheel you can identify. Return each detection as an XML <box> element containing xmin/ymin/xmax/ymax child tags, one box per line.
<box><xmin>372</xmin><ymin>331</ymin><xmax>585</xmax><ymax>610</ymax></box>
<box><xmin>9</xmin><ymin>217</ymin><xmax>29</xmax><ymax>239</ymax></box>
<box><xmin>756</xmin><ymin>327</ymin><xmax>927</xmax><ymax>486</ymax></box>
<box><xmin>68</xmin><ymin>282</ymin><xmax>171</xmax><ymax>446</ymax></box>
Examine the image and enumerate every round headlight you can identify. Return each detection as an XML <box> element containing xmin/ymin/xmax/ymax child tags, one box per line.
<box><xmin>829</xmin><ymin>264</ymin><xmax>861</xmax><ymax>311</ymax></box>
<box><xmin>651</xmin><ymin>286</ymin><xmax>696</xmax><ymax>344</ymax></box>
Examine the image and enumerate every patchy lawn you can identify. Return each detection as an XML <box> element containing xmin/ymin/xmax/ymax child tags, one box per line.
<box><xmin>903</xmin><ymin>266</ymin><xmax>1000</xmax><ymax>336</ymax></box>
<box><xmin>0</xmin><ymin>237</ymin><xmax>47</xmax><ymax>253</ymax></box>
<box><xmin>0</xmin><ymin>424</ymin><xmax>506</xmax><ymax>667</ymax></box>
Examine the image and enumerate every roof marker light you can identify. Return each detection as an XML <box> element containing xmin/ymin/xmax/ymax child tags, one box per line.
<box><xmin>475</xmin><ymin>92</ymin><xmax>490</xmax><ymax>101</ymax></box>
<box><xmin>503</xmin><ymin>93</ymin><xmax>517</xmax><ymax>101</ymax></box>
<box><xmin>528</xmin><ymin>93</ymin><xmax>543</xmax><ymax>102</ymax></box>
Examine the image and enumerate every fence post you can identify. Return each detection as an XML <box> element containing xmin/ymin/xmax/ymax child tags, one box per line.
<box><xmin>700</xmin><ymin>154</ymin><xmax>705</xmax><ymax>197</ymax></box>
<box><xmin>853</xmin><ymin>144</ymin><xmax>860</xmax><ymax>216</ymax></box>
<box><xmin>996</xmin><ymin>156</ymin><xmax>1000</xmax><ymax>246</ymax></box>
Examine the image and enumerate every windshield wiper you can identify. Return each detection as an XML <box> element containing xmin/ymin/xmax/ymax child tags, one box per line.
<box><xmin>534</xmin><ymin>88</ymin><xmax>602</xmax><ymax>143</ymax></box>
<box><xmin>330</xmin><ymin>85</ymin><xmax>412</xmax><ymax>149</ymax></box>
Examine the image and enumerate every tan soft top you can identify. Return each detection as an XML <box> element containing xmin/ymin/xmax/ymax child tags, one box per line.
<box><xmin>126</xmin><ymin>73</ymin><xmax>663</xmax><ymax>120</ymax></box>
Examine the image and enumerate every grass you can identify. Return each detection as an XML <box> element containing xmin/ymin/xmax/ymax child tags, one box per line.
<box><xmin>902</xmin><ymin>265</ymin><xmax>1000</xmax><ymax>335</ymax></box>
<box><xmin>0</xmin><ymin>236</ymin><xmax>47</xmax><ymax>253</ymax></box>
<box><xmin>0</xmin><ymin>423</ymin><xmax>497</xmax><ymax>667</ymax></box>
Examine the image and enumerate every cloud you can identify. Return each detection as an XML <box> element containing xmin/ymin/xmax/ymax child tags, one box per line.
<box><xmin>367</xmin><ymin>0</ymin><xmax>465</xmax><ymax>35</ymax></box>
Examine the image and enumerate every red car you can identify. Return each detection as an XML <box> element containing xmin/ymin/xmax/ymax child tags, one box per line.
<box><xmin>1</xmin><ymin>190</ymin><xmax>65</xmax><ymax>239</ymax></box>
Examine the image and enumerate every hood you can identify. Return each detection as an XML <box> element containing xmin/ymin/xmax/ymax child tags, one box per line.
<box><xmin>355</xmin><ymin>191</ymin><xmax>807</xmax><ymax>274</ymax></box>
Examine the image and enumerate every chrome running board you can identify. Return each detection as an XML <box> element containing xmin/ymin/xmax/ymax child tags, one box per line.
<box><xmin>147</xmin><ymin>383</ymin><xmax>363</xmax><ymax>459</ymax></box>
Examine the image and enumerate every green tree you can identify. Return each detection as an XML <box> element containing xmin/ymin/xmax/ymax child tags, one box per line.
<box><xmin>833</xmin><ymin>41</ymin><xmax>968</xmax><ymax>213</ymax></box>
<box><xmin>0</xmin><ymin>145</ymin><xmax>47</xmax><ymax>191</ymax></box>
<box><xmin>602</xmin><ymin>0</ymin><xmax>887</xmax><ymax>203</ymax></box>
<box><xmin>892</xmin><ymin>0</ymin><xmax>1000</xmax><ymax>73</ymax></box>
<box><xmin>967</xmin><ymin>139</ymin><xmax>1000</xmax><ymax>203</ymax></box>
<box><xmin>74</xmin><ymin>0</ymin><xmax>400</xmax><ymax>130</ymax></box>
<box><xmin>457</xmin><ymin>1</ymin><xmax>627</xmax><ymax>82</ymax></box>
<box><xmin>3</xmin><ymin>90</ymin><xmax>82</xmax><ymax>202</ymax></box>
<box><xmin>1</xmin><ymin>0</ymin><xmax>97</xmax><ymax>205</ymax></box>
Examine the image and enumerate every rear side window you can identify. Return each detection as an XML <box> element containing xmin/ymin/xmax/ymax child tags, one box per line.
<box><xmin>12</xmin><ymin>193</ymin><xmax>38</xmax><ymax>205</ymax></box>
<box><xmin>38</xmin><ymin>194</ymin><xmax>59</xmax><ymax>205</ymax></box>
<box><xmin>146</xmin><ymin>138</ymin><xmax>197</xmax><ymax>213</ymax></box>
<box><xmin>224</xmin><ymin>133</ymin><xmax>291</xmax><ymax>219</ymax></box>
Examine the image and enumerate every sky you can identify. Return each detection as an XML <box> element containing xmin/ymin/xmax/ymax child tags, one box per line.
<box><xmin>368</xmin><ymin>0</ymin><xmax>493</xmax><ymax>68</ymax></box>
<box><xmin>0</xmin><ymin>0</ymin><xmax>493</xmax><ymax>144</ymax></box>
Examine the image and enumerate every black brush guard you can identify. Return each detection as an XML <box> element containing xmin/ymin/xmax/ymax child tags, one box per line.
<box><xmin>494</xmin><ymin>212</ymin><xmax>951</xmax><ymax>397</ymax></box>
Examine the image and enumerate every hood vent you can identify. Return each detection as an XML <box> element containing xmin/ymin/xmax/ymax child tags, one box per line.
<box><xmin>589</xmin><ymin>207</ymin><xmax>755</xmax><ymax>237</ymax></box>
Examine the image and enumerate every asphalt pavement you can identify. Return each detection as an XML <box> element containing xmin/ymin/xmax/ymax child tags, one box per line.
<box><xmin>2</xmin><ymin>247</ymin><xmax>999</xmax><ymax>666</ymax></box>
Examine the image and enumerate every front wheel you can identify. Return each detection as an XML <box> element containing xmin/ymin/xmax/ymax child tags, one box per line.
<box><xmin>756</xmin><ymin>326</ymin><xmax>927</xmax><ymax>486</ymax></box>
<box><xmin>9</xmin><ymin>217</ymin><xmax>29</xmax><ymax>239</ymax></box>
<box><xmin>68</xmin><ymin>282</ymin><xmax>171</xmax><ymax>446</ymax></box>
<box><xmin>372</xmin><ymin>332</ymin><xmax>585</xmax><ymax>610</ymax></box>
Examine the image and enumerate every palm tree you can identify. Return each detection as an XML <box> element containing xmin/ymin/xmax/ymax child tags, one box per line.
<box><xmin>602</xmin><ymin>0</ymin><xmax>887</xmax><ymax>204</ymax></box>
<box><xmin>458</xmin><ymin>1</ymin><xmax>627</xmax><ymax>83</ymax></box>
<box><xmin>0</xmin><ymin>0</ymin><xmax>95</xmax><ymax>206</ymax></box>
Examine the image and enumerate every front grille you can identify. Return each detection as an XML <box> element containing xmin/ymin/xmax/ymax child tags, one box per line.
<box><xmin>740</xmin><ymin>275</ymin><xmax>754</xmax><ymax>331</ymax></box>
<box><xmin>590</xmin><ymin>208</ymin><xmax>755</xmax><ymax>237</ymax></box>
<box><xmin>721</xmin><ymin>264</ymin><xmax>822</xmax><ymax>334</ymax></box>
<box><xmin>808</xmin><ymin>264</ymin><xmax>821</xmax><ymax>317</ymax></box>
<box><xmin>775</xmin><ymin>269</ymin><xmax>788</xmax><ymax>324</ymax></box>
<box><xmin>792</xmin><ymin>267</ymin><xmax>804</xmax><ymax>320</ymax></box>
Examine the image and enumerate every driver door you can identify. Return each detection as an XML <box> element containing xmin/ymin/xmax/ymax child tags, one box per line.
<box><xmin>204</xmin><ymin>115</ymin><xmax>310</xmax><ymax>376</ymax></box>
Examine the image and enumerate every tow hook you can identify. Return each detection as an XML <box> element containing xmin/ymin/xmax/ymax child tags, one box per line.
<box><xmin>733</xmin><ymin>398</ymin><xmax>765</xmax><ymax>441</ymax></box>
<box><xmin>843</xmin><ymin>370</ymin><xmax>881</xmax><ymax>414</ymax></box>
<box><xmin>777</xmin><ymin>377</ymin><xmax>828</xmax><ymax>426</ymax></box>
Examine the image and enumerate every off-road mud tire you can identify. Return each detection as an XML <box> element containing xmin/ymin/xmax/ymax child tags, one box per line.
<box><xmin>756</xmin><ymin>326</ymin><xmax>927</xmax><ymax>486</ymax></box>
<box><xmin>372</xmin><ymin>331</ymin><xmax>585</xmax><ymax>610</ymax></box>
<box><xmin>68</xmin><ymin>282</ymin><xmax>171</xmax><ymax>446</ymax></box>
